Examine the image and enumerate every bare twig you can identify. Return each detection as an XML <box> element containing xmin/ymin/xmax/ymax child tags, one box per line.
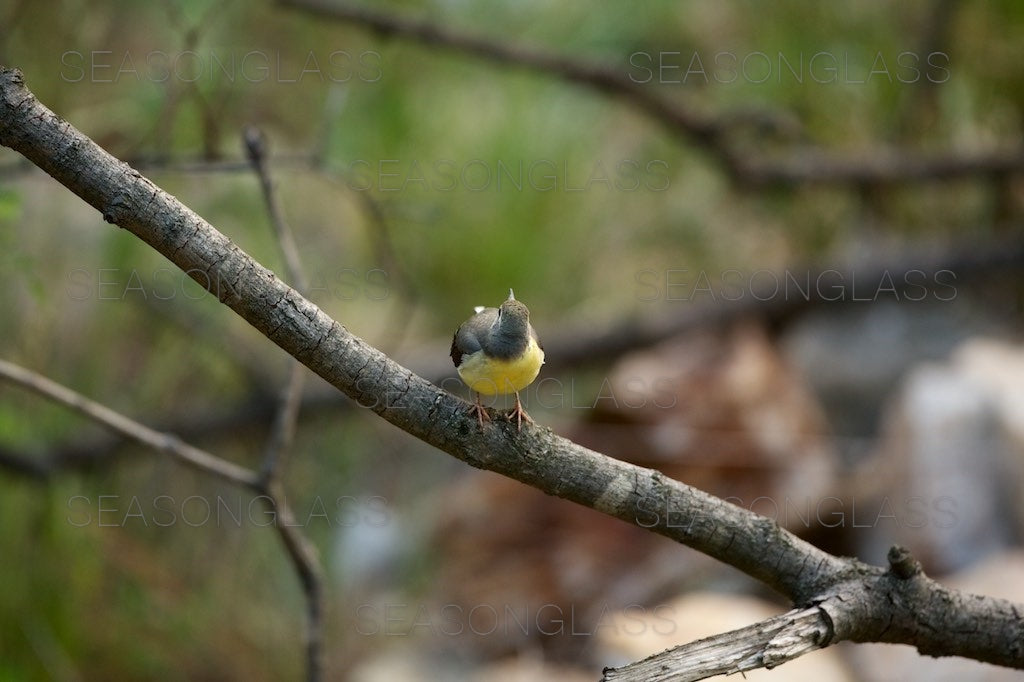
<box><xmin>244</xmin><ymin>124</ymin><xmax>311</xmax><ymax>479</ymax></box>
<box><xmin>602</xmin><ymin>606</ymin><xmax>828</xmax><ymax>682</ymax></box>
<box><xmin>258</xmin><ymin>363</ymin><xmax>308</xmax><ymax>480</ymax></box>
<box><xmin>0</xmin><ymin>354</ymin><xmax>324</xmax><ymax>680</ymax></box>
<box><xmin>601</xmin><ymin>545</ymin><xmax>990</xmax><ymax>681</ymax></box>
<box><xmin>0</xmin><ymin>389</ymin><xmax>306</xmax><ymax>479</ymax></box>
<box><xmin>244</xmin><ymin>126</ymin><xmax>310</xmax><ymax>294</ymax></box>
<box><xmin>245</xmin><ymin>124</ymin><xmax>325</xmax><ymax>682</ymax></box>
<box><xmin>0</xmin><ymin>359</ymin><xmax>260</xmax><ymax>488</ymax></box>
<box><xmin>277</xmin><ymin>0</ymin><xmax>727</xmax><ymax>157</ymax></box>
<box><xmin>140</xmin><ymin>2</ymin><xmax>234</xmax><ymax>160</ymax></box>
<box><xmin>265</xmin><ymin>480</ymin><xmax>326</xmax><ymax>682</ymax></box>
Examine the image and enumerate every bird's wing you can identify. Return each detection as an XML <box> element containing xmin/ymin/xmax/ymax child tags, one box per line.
<box><xmin>450</xmin><ymin>308</ymin><xmax>497</xmax><ymax>366</ymax></box>
<box><xmin>530</xmin><ymin>326</ymin><xmax>543</xmax><ymax>351</ymax></box>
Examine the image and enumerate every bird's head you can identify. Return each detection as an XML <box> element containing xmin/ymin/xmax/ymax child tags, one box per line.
<box><xmin>495</xmin><ymin>289</ymin><xmax>530</xmax><ymax>336</ymax></box>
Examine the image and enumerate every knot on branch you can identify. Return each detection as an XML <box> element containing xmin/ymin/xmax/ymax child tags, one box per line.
<box><xmin>101</xmin><ymin>191</ymin><xmax>132</xmax><ymax>226</ymax></box>
<box><xmin>887</xmin><ymin>545</ymin><xmax>922</xmax><ymax>580</ymax></box>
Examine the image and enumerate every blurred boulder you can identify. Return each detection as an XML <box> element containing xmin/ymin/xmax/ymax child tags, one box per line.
<box><xmin>858</xmin><ymin>338</ymin><xmax>1024</xmax><ymax>573</ymax></box>
<box><xmin>574</xmin><ymin>321</ymin><xmax>839</xmax><ymax>528</ymax></box>
<box><xmin>781</xmin><ymin>299</ymin><xmax>1012</xmax><ymax>465</ymax></box>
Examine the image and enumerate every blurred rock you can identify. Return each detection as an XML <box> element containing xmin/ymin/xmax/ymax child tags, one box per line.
<box><xmin>781</xmin><ymin>299</ymin><xmax>1012</xmax><ymax>465</ymax></box>
<box><xmin>347</xmin><ymin>642</ymin><xmax>594</xmax><ymax>682</ymax></box>
<box><xmin>468</xmin><ymin>657</ymin><xmax>594</xmax><ymax>682</ymax></box>
<box><xmin>859</xmin><ymin>338</ymin><xmax>1024</xmax><ymax>573</ymax></box>
<box><xmin>575</xmin><ymin>321</ymin><xmax>839</xmax><ymax>528</ymax></box>
<box><xmin>427</xmin><ymin>471</ymin><xmax>713</xmax><ymax>663</ymax></box>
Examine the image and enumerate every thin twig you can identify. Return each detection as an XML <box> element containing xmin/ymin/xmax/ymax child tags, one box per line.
<box><xmin>244</xmin><ymin>127</ymin><xmax>311</xmax><ymax>477</ymax></box>
<box><xmin>243</xmin><ymin>125</ymin><xmax>311</xmax><ymax>476</ymax></box>
<box><xmin>602</xmin><ymin>606</ymin><xmax>828</xmax><ymax>682</ymax></box>
<box><xmin>0</xmin><ymin>359</ymin><xmax>260</xmax><ymax>488</ymax></box>
<box><xmin>264</xmin><ymin>480</ymin><xmax>326</xmax><ymax>682</ymax></box>
<box><xmin>245</xmin><ymin>125</ymin><xmax>326</xmax><ymax>682</ymax></box>
<box><xmin>0</xmin><ymin>355</ymin><xmax>325</xmax><ymax>680</ymax></box>
<box><xmin>258</xmin><ymin>363</ymin><xmax>308</xmax><ymax>481</ymax></box>
<box><xmin>244</xmin><ymin>126</ymin><xmax>310</xmax><ymax>294</ymax></box>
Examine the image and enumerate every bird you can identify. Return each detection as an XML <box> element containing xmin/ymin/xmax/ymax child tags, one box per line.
<box><xmin>450</xmin><ymin>289</ymin><xmax>545</xmax><ymax>429</ymax></box>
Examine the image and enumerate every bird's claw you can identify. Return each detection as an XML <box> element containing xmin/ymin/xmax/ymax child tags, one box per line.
<box><xmin>469</xmin><ymin>399</ymin><xmax>490</xmax><ymax>428</ymax></box>
<box><xmin>507</xmin><ymin>394</ymin><xmax>533</xmax><ymax>431</ymax></box>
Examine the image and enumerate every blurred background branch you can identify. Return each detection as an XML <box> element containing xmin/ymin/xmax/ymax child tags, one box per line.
<box><xmin>280</xmin><ymin>0</ymin><xmax>1024</xmax><ymax>188</ymax></box>
<box><xmin>244</xmin><ymin>123</ymin><xmax>325</xmax><ymax>682</ymax></box>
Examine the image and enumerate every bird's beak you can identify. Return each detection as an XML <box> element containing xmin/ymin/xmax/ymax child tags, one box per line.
<box><xmin>508</xmin><ymin>288</ymin><xmax>516</xmax><ymax>301</ymax></box>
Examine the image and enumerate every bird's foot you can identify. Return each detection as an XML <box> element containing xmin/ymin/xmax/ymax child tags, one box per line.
<box><xmin>468</xmin><ymin>398</ymin><xmax>490</xmax><ymax>428</ymax></box>
<box><xmin>507</xmin><ymin>394</ymin><xmax>534</xmax><ymax>431</ymax></box>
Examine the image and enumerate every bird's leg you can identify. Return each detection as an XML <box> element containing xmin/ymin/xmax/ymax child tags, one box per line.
<box><xmin>469</xmin><ymin>392</ymin><xmax>490</xmax><ymax>428</ymax></box>
<box><xmin>507</xmin><ymin>392</ymin><xmax>533</xmax><ymax>431</ymax></box>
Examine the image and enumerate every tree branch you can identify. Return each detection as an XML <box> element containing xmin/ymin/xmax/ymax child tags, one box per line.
<box><xmin>0</xmin><ymin>356</ymin><xmax>328</xmax><ymax>680</ymax></box>
<box><xmin>604</xmin><ymin>545</ymin><xmax>1024</xmax><ymax>679</ymax></box>
<box><xmin>602</xmin><ymin>606</ymin><xmax>829</xmax><ymax>682</ymax></box>
<box><xmin>3</xmin><ymin>66</ymin><xmax>1023</xmax><ymax>675</ymax></box>
<box><xmin>265</xmin><ymin>479</ymin><xmax>325</xmax><ymax>682</ymax></box>
<box><xmin>0</xmin><ymin>358</ymin><xmax>260</xmax><ymax>488</ymax></box>
<box><xmin>279</xmin><ymin>0</ymin><xmax>1024</xmax><ymax>187</ymax></box>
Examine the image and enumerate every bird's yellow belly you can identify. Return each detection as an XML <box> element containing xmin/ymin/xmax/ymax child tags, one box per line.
<box><xmin>457</xmin><ymin>339</ymin><xmax>544</xmax><ymax>395</ymax></box>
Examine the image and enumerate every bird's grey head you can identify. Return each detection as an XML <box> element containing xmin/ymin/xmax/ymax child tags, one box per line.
<box><xmin>494</xmin><ymin>290</ymin><xmax>530</xmax><ymax>339</ymax></box>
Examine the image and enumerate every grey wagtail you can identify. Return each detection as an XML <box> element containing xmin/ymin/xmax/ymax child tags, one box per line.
<box><xmin>450</xmin><ymin>289</ymin><xmax>544</xmax><ymax>429</ymax></box>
